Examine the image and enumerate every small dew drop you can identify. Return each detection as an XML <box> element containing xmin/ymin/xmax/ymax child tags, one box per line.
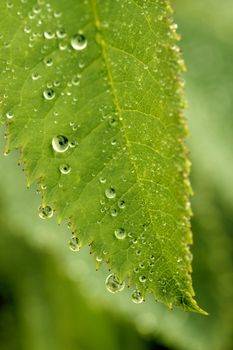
<box><xmin>44</xmin><ymin>31</ymin><xmax>55</xmax><ymax>39</ymax></box>
<box><xmin>139</xmin><ymin>275</ymin><xmax>147</xmax><ymax>283</ymax></box>
<box><xmin>105</xmin><ymin>187</ymin><xmax>116</xmax><ymax>199</ymax></box>
<box><xmin>118</xmin><ymin>200</ymin><xmax>125</xmax><ymax>209</ymax></box>
<box><xmin>105</xmin><ymin>273</ymin><xmax>125</xmax><ymax>293</ymax></box>
<box><xmin>131</xmin><ymin>290</ymin><xmax>144</xmax><ymax>304</ymax></box>
<box><xmin>56</xmin><ymin>28</ymin><xmax>66</xmax><ymax>38</ymax></box>
<box><xmin>59</xmin><ymin>164</ymin><xmax>71</xmax><ymax>174</ymax></box>
<box><xmin>32</xmin><ymin>72</ymin><xmax>40</xmax><ymax>80</ymax></box>
<box><xmin>110</xmin><ymin>208</ymin><xmax>118</xmax><ymax>217</ymax></box>
<box><xmin>71</xmin><ymin>34</ymin><xmax>87</xmax><ymax>51</ymax></box>
<box><xmin>52</xmin><ymin>135</ymin><xmax>69</xmax><ymax>153</ymax></box>
<box><xmin>38</xmin><ymin>205</ymin><xmax>53</xmax><ymax>219</ymax></box>
<box><xmin>6</xmin><ymin>111</ymin><xmax>14</xmax><ymax>119</ymax></box>
<box><xmin>44</xmin><ymin>57</ymin><xmax>53</xmax><ymax>66</ymax></box>
<box><xmin>69</xmin><ymin>236</ymin><xmax>80</xmax><ymax>252</ymax></box>
<box><xmin>114</xmin><ymin>228</ymin><xmax>126</xmax><ymax>240</ymax></box>
<box><xmin>43</xmin><ymin>88</ymin><xmax>55</xmax><ymax>100</ymax></box>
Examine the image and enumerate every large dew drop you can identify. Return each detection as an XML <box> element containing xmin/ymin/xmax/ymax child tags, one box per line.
<box><xmin>105</xmin><ymin>273</ymin><xmax>125</xmax><ymax>293</ymax></box>
<box><xmin>71</xmin><ymin>34</ymin><xmax>87</xmax><ymax>51</ymax></box>
<box><xmin>52</xmin><ymin>135</ymin><xmax>69</xmax><ymax>153</ymax></box>
<box><xmin>131</xmin><ymin>290</ymin><xmax>144</xmax><ymax>304</ymax></box>
<box><xmin>38</xmin><ymin>205</ymin><xmax>53</xmax><ymax>219</ymax></box>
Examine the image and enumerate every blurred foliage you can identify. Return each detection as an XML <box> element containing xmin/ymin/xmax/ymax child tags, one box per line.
<box><xmin>0</xmin><ymin>1</ymin><xmax>232</xmax><ymax>350</ymax></box>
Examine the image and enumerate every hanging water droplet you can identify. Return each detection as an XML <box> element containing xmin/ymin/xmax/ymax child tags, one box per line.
<box><xmin>131</xmin><ymin>290</ymin><xmax>144</xmax><ymax>304</ymax></box>
<box><xmin>52</xmin><ymin>135</ymin><xmax>69</xmax><ymax>153</ymax></box>
<box><xmin>69</xmin><ymin>236</ymin><xmax>80</xmax><ymax>252</ymax></box>
<box><xmin>71</xmin><ymin>34</ymin><xmax>87</xmax><ymax>51</ymax></box>
<box><xmin>6</xmin><ymin>111</ymin><xmax>14</xmax><ymax>119</ymax></box>
<box><xmin>43</xmin><ymin>88</ymin><xmax>55</xmax><ymax>100</ymax></box>
<box><xmin>105</xmin><ymin>273</ymin><xmax>125</xmax><ymax>293</ymax></box>
<box><xmin>114</xmin><ymin>228</ymin><xmax>126</xmax><ymax>240</ymax></box>
<box><xmin>105</xmin><ymin>187</ymin><xmax>116</xmax><ymax>199</ymax></box>
<box><xmin>38</xmin><ymin>205</ymin><xmax>53</xmax><ymax>219</ymax></box>
<box><xmin>96</xmin><ymin>256</ymin><xmax>102</xmax><ymax>262</ymax></box>
<box><xmin>59</xmin><ymin>164</ymin><xmax>71</xmax><ymax>174</ymax></box>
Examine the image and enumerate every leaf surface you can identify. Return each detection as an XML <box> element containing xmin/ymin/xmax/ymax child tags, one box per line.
<box><xmin>0</xmin><ymin>0</ymin><xmax>203</xmax><ymax>312</ymax></box>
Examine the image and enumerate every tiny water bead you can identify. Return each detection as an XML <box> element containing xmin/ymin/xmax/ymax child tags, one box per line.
<box><xmin>6</xmin><ymin>112</ymin><xmax>14</xmax><ymax>119</ymax></box>
<box><xmin>71</xmin><ymin>34</ymin><xmax>87</xmax><ymax>51</ymax></box>
<box><xmin>52</xmin><ymin>135</ymin><xmax>69</xmax><ymax>153</ymax></box>
<box><xmin>139</xmin><ymin>275</ymin><xmax>147</xmax><ymax>283</ymax></box>
<box><xmin>118</xmin><ymin>200</ymin><xmax>125</xmax><ymax>209</ymax></box>
<box><xmin>114</xmin><ymin>228</ymin><xmax>126</xmax><ymax>240</ymax></box>
<box><xmin>131</xmin><ymin>290</ymin><xmax>144</xmax><ymax>304</ymax></box>
<box><xmin>44</xmin><ymin>57</ymin><xmax>53</xmax><ymax>66</ymax></box>
<box><xmin>44</xmin><ymin>31</ymin><xmax>55</xmax><ymax>39</ymax></box>
<box><xmin>69</xmin><ymin>236</ymin><xmax>80</xmax><ymax>252</ymax></box>
<box><xmin>59</xmin><ymin>164</ymin><xmax>71</xmax><ymax>174</ymax></box>
<box><xmin>105</xmin><ymin>273</ymin><xmax>125</xmax><ymax>293</ymax></box>
<box><xmin>105</xmin><ymin>187</ymin><xmax>116</xmax><ymax>199</ymax></box>
<box><xmin>43</xmin><ymin>88</ymin><xmax>55</xmax><ymax>100</ymax></box>
<box><xmin>38</xmin><ymin>205</ymin><xmax>53</xmax><ymax>219</ymax></box>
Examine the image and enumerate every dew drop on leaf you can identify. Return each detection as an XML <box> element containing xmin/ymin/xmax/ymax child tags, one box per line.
<box><xmin>118</xmin><ymin>200</ymin><xmax>125</xmax><ymax>209</ymax></box>
<box><xmin>38</xmin><ymin>205</ymin><xmax>53</xmax><ymax>219</ymax></box>
<box><xmin>71</xmin><ymin>34</ymin><xmax>87</xmax><ymax>51</ymax></box>
<box><xmin>43</xmin><ymin>88</ymin><xmax>55</xmax><ymax>100</ymax></box>
<box><xmin>105</xmin><ymin>187</ymin><xmax>116</xmax><ymax>199</ymax></box>
<box><xmin>131</xmin><ymin>290</ymin><xmax>144</xmax><ymax>304</ymax></box>
<box><xmin>59</xmin><ymin>164</ymin><xmax>71</xmax><ymax>174</ymax></box>
<box><xmin>139</xmin><ymin>275</ymin><xmax>147</xmax><ymax>283</ymax></box>
<box><xmin>6</xmin><ymin>112</ymin><xmax>14</xmax><ymax>119</ymax></box>
<box><xmin>105</xmin><ymin>273</ymin><xmax>125</xmax><ymax>293</ymax></box>
<box><xmin>52</xmin><ymin>135</ymin><xmax>69</xmax><ymax>153</ymax></box>
<box><xmin>69</xmin><ymin>236</ymin><xmax>80</xmax><ymax>252</ymax></box>
<box><xmin>44</xmin><ymin>31</ymin><xmax>55</xmax><ymax>39</ymax></box>
<box><xmin>114</xmin><ymin>228</ymin><xmax>126</xmax><ymax>240</ymax></box>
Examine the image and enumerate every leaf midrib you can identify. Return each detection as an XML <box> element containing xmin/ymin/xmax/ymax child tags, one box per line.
<box><xmin>90</xmin><ymin>0</ymin><xmax>158</xmax><ymax>245</ymax></box>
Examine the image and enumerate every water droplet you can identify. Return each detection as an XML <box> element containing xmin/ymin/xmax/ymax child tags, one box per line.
<box><xmin>71</xmin><ymin>34</ymin><xmax>87</xmax><ymax>51</ymax></box>
<box><xmin>99</xmin><ymin>176</ymin><xmax>106</xmax><ymax>184</ymax></box>
<box><xmin>114</xmin><ymin>228</ymin><xmax>126</xmax><ymax>240</ymax></box>
<box><xmin>6</xmin><ymin>111</ymin><xmax>14</xmax><ymax>119</ymax></box>
<box><xmin>110</xmin><ymin>208</ymin><xmax>118</xmax><ymax>217</ymax></box>
<box><xmin>118</xmin><ymin>200</ymin><xmax>125</xmax><ymax>209</ymax></box>
<box><xmin>38</xmin><ymin>205</ymin><xmax>53</xmax><ymax>219</ymax></box>
<box><xmin>44</xmin><ymin>57</ymin><xmax>53</xmax><ymax>66</ymax></box>
<box><xmin>59</xmin><ymin>164</ymin><xmax>71</xmax><ymax>174</ymax></box>
<box><xmin>105</xmin><ymin>273</ymin><xmax>125</xmax><ymax>293</ymax></box>
<box><xmin>32</xmin><ymin>72</ymin><xmax>40</xmax><ymax>80</ymax></box>
<box><xmin>56</xmin><ymin>28</ymin><xmax>66</xmax><ymax>38</ymax></box>
<box><xmin>131</xmin><ymin>290</ymin><xmax>144</xmax><ymax>304</ymax></box>
<box><xmin>139</xmin><ymin>275</ymin><xmax>147</xmax><ymax>283</ymax></box>
<box><xmin>69</xmin><ymin>236</ymin><xmax>80</xmax><ymax>251</ymax></box>
<box><xmin>52</xmin><ymin>135</ymin><xmax>69</xmax><ymax>153</ymax></box>
<box><xmin>43</xmin><ymin>88</ymin><xmax>55</xmax><ymax>100</ymax></box>
<box><xmin>44</xmin><ymin>31</ymin><xmax>55</xmax><ymax>39</ymax></box>
<box><xmin>105</xmin><ymin>187</ymin><xmax>116</xmax><ymax>199</ymax></box>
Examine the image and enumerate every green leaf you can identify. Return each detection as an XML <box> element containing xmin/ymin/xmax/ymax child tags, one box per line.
<box><xmin>0</xmin><ymin>0</ymin><xmax>204</xmax><ymax>313</ymax></box>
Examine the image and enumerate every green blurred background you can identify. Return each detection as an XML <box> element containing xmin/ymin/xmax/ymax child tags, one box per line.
<box><xmin>0</xmin><ymin>1</ymin><xmax>232</xmax><ymax>349</ymax></box>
